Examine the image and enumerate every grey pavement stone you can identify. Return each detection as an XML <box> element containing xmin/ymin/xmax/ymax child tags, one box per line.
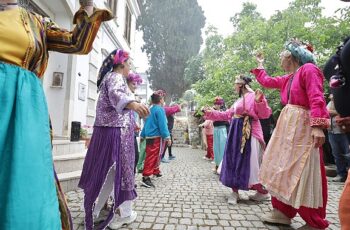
<box><xmin>65</xmin><ymin>147</ymin><xmax>343</xmax><ymax>230</ymax></box>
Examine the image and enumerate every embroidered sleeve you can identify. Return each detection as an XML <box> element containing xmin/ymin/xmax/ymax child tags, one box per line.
<box><xmin>46</xmin><ymin>7</ymin><xmax>113</xmax><ymax>54</ymax></box>
<box><xmin>302</xmin><ymin>64</ymin><xmax>330</xmax><ymax>129</ymax></box>
<box><xmin>106</xmin><ymin>74</ymin><xmax>135</xmax><ymax>114</ymax></box>
<box><xmin>310</xmin><ymin>117</ymin><xmax>330</xmax><ymax>128</ymax></box>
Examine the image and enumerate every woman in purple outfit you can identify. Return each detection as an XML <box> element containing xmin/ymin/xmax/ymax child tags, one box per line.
<box><xmin>78</xmin><ymin>49</ymin><xmax>149</xmax><ymax>230</ymax></box>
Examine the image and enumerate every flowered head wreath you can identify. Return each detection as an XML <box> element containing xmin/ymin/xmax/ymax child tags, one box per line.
<box><xmin>97</xmin><ymin>49</ymin><xmax>129</xmax><ymax>90</ymax></box>
<box><xmin>127</xmin><ymin>73</ymin><xmax>143</xmax><ymax>85</ymax></box>
<box><xmin>284</xmin><ymin>39</ymin><xmax>316</xmax><ymax>65</ymax></box>
<box><xmin>153</xmin><ymin>89</ymin><xmax>167</xmax><ymax>97</ymax></box>
<box><xmin>214</xmin><ymin>96</ymin><xmax>224</xmax><ymax>105</ymax></box>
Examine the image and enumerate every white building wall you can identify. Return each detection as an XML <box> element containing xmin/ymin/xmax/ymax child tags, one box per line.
<box><xmin>36</xmin><ymin>0</ymin><xmax>141</xmax><ymax>137</ymax></box>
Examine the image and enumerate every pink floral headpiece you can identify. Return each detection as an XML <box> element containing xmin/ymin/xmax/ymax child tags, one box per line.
<box><xmin>127</xmin><ymin>73</ymin><xmax>143</xmax><ymax>85</ymax></box>
<box><xmin>113</xmin><ymin>49</ymin><xmax>129</xmax><ymax>65</ymax></box>
<box><xmin>153</xmin><ymin>89</ymin><xmax>167</xmax><ymax>97</ymax></box>
<box><xmin>214</xmin><ymin>96</ymin><xmax>224</xmax><ymax>105</ymax></box>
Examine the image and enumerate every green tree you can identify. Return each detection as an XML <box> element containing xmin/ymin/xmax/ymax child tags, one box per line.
<box><xmin>137</xmin><ymin>0</ymin><xmax>205</xmax><ymax>100</ymax></box>
<box><xmin>192</xmin><ymin>0</ymin><xmax>350</xmax><ymax>119</ymax></box>
<box><xmin>184</xmin><ymin>54</ymin><xmax>205</xmax><ymax>86</ymax></box>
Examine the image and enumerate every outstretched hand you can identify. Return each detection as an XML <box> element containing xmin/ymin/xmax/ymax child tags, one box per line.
<box><xmin>127</xmin><ymin>102</ymin><xmax>150</xmax><ymax>118</ymax></box>
<box><xmin>256</xmin><ymin>52</ymin><xmax>265</xmax><ymax>69</ymax></box>
<box><xmin>256</xmin><ymin>52</ymin><xmax>264</xmax><ymax>63</ymax></box>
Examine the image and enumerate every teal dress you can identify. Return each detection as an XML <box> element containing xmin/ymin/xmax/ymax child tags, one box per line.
<box><xmin>0</xmin><ymin>62</ymin><xmax>61</xmax><ymax>229</ymax></box>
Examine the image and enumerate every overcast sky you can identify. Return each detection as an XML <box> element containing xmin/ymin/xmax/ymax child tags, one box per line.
<box><xmin>134</xmin><ymin>0</ymin><xmax>349</xmax><ymax>72</ymax></box>
<box><xmin>197</xmin><ymin>0</ymin><xmax>349</xmax><ymax>36</ymax></box>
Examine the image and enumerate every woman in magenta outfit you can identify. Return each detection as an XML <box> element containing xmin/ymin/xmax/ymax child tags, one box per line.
<box><xmin>251</xmin><ymin>40</ymin><xmax>329</xmax><ymax>229</ymax></box>
<box><xmin>204</xmin><ymin>75</ymin><xmax>272</xmax><ymax>205</ymax></box>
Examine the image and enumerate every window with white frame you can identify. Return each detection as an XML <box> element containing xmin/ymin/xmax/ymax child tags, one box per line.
<box><xmin>124</xmin><ymin>3</ymin><xmax>132</xmax><ymax>45</ymax></box>
<box><xmin>107</xmin><ymin>0</ymin><xmax>118</xmax><ymax>17</ymax></box>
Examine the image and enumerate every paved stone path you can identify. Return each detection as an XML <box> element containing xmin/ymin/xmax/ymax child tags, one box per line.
<box><xmin>66</xmin><ymin>147</ymin><xmax>342</xmax><ymax>230</ymax></box>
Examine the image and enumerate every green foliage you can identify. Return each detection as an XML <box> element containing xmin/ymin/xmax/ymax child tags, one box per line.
<box><xmin>137</xmin><ymin>0</ymin><xmax>205</xmax><ymax>99</ymax></box>
<box><xmin>80</xmin><ymin>128</ymin><xmax>88</xmax><ymax>139</ymax></box>
<box><xmin>192</xmin><ymin>0</ymin><xmax>350</xmax><ymax>119</ymax></box>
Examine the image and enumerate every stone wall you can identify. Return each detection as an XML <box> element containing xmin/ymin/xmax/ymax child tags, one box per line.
<box><xmin>172</xmin><ymin>116</ymin><xmax>189</xmax><ymax>147</ymax></box>
<box><xmin>188</xmin><ymin>112</ymin><xmax>201</xmax><ymax>149</ymax></box>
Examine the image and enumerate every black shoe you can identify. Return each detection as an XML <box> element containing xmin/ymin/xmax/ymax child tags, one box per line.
<box><xmin>154</xmin><ymin>174</ymin><xmax>162</xmax><ymax>178</ymax></box>
<box><xmin>141</xmin><ymin>177</ymin><xmax>155</xmax><ymax>188</ymax></box>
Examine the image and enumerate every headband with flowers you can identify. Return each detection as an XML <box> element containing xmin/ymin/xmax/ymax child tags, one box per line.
<box><xmin>113</xmin><ymin>49</ymin><xmax>129</xmax><ymax>65</ymax></box>
<box><xmin>214</xmin><ymin>96</ymin><xmax>224</xmax><ymax>105</ymax></box>
<box><xmin>127</xmin><ymin>73</ymin><xmax>143</xmax><ymax>85</ymax></box>
<box><xmin>153</xmin><ymin>89</ymin><xmax>167</xmax><ymax>97</ymax></box>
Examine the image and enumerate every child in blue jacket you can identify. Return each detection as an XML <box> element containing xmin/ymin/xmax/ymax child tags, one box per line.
<box><xmin>140</xmin><ymin>90</ymin><xmax>171</xmax><ymax>188</ymax></box>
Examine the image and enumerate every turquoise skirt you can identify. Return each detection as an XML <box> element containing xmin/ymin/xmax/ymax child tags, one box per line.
<box><xmin>0</xmin><ymin>62</ymin><xmax>61</xmax><ymax>229</ymax></box>
<box><xmin>213</xmin><ymin>126</ymin><xmax>227</xmax><ymax>166</ymax></box>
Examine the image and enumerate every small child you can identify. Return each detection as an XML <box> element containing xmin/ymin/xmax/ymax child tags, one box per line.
<box><xmin>140</xmin><ymin>90</ymin><xmax>171</xmax><ymax>188</ymax></box>
<box><xmin>199</xmin><ymin>119</ymin><xmax>214</xmax><ymax>161</ymax></box>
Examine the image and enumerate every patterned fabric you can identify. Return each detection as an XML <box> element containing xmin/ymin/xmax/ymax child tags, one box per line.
<box><xmin>94</xmin><ymin>72</ymin><xmax>135</xmax><ymax>127</ymax></box>
<box><xmin>310</xmin><ymin>117</ymin><xmax>331</xmax><ymax>128</ymax></box>
<box><xmin>78</xmin><ymin>127</ymin><xmax>137</xmax><ymax>230</ymax></box>
<box><xmin>0</xmin><ymin>7</ymin><xmax>111</xmax><ymax>230</ymax></box>
<box><xmin>18</xmin><ymin>7</ymin><xmax>112</xmax><ymax>77</ymax></box>
<box><xmin>285</xmin><ymin>41</ymin><xmax>316</xmax><ymax>65</ymax></box>
<box><xmin>233</xmin><ymin>115</ymin><xmax>251</xmax><ymax>154</ymax></box>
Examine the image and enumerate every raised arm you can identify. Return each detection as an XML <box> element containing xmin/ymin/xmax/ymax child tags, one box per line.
<box><xmin>204</xmin><ymin>108</ymin><xmax>233</xmax><ymax>121</ymax></box>
<box><xmin>45</xmin><ymin>7</ymin><xmax>113</xmax><ymax>54</ymax></box>
<box><xmin>164</xmin><ymin>105</ymin><xmax>181</xmax><ymax>116</ymax></box>
<box><xmin>251</xmin><ymin>68</ymin><xmax>289</xmax><ymax>90</ymax></box>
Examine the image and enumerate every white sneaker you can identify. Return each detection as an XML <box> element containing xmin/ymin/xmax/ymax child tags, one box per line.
<box><xmin>248</xmin><ymin>192</ymin><xmax>270</xmax><ymax>201</ymax></box>
<box><xmin>108</xmin><ymin>211</ymin><xmax>137</xmax><ymax>229</ymax></box>
<box><xmin>262</xmin><ymin>209</ymin><xmax>291</xmax><ymax>225</ymax></box>
<box><xmin>227</xmin><ymin>192</ymin><xmax>239</xmax><ymax>205</ymax></box>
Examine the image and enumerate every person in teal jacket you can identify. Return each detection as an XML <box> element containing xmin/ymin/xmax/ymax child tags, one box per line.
<box><xmin>140</xmin><ymin>90</ymin><xmax>171</xmax><ymax>188</ymax></box>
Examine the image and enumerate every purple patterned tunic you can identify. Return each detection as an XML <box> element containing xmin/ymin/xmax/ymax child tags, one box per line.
<box><xmin>95</xmin><ymin>72</ymin><xmax>136</xmax><ymax>191</ymax></box>
<box><xmin>79</xmin><ymin>72</ymin><xmax>137</xmax><ymax>230</ymax></box>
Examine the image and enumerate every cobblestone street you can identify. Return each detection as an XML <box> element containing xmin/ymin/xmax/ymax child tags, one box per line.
<box><xmin>66</xmin><ymin>147</ymin><xmax>342</xmax><ymax>230</ymax></box>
